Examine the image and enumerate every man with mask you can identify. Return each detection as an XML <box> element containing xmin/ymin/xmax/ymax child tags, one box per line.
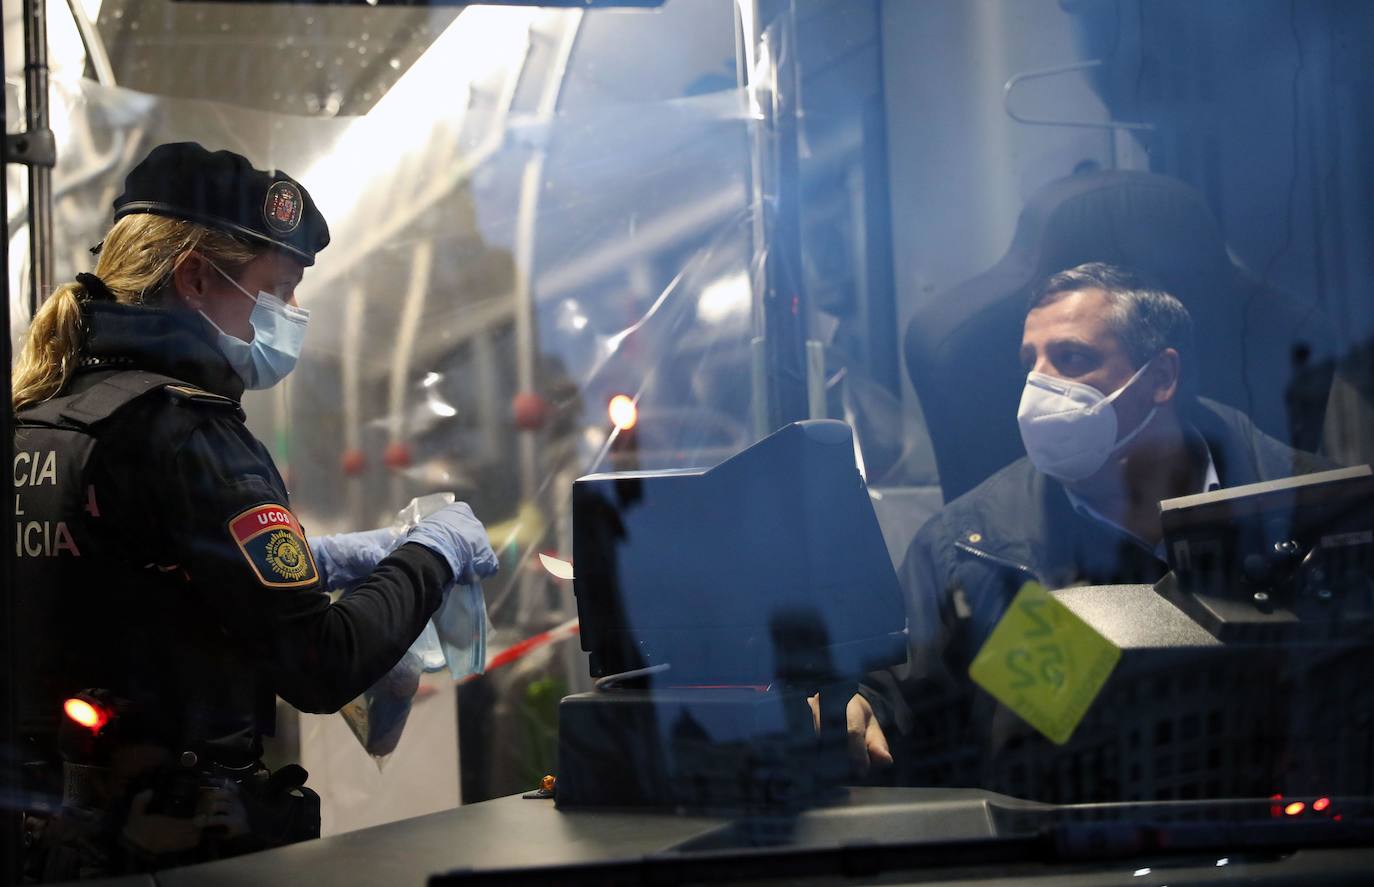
<box><xmin>835</xmin><ymin>262</ymin><xmax>1324</xmax><ymax>782</ymax></box>
<box><xmin>10</xmin><ymin>142</ymin><xmax>497</xmax><ymax>878</ymax></box>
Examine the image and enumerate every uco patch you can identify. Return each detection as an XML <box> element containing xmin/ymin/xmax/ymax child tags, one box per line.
<box><xmin>228</xmin><ymin>503</ymin><xmax>318</xmax><ymax>588</ymax></box>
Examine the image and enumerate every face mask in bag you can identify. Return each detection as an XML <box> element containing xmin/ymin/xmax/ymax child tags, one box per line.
<box><xmin>336</xmin><ymin>494</ymin><xmax>483</xmax><ymax>765</ymax></box>
<box><xmin>389</xmin><ymin>492</ymin><xmax>488</xmax><ymax>677</ymax></box>
<box><xmin>1016</xmin><ymin>359</ymin><xmax>1158</xmax><ymax>483</ymax></box>
<box><xmin>433</xmin><ymin>580</ymin><xmax>491</xmax><ymax>680</ymax></box>
<box><xmin>200</xmin><ymin>261</ymin><xmax>310</xmax><ymax>389</ymax></box>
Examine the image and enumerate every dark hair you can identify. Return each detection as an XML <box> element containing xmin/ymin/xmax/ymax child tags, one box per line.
<box><xmin>1029</xmin><ymin>262</ymin><xmax>1196</xmax><ymax>397</ymax></box>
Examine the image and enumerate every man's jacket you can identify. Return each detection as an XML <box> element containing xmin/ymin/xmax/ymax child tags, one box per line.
<box><xmin>862</xmin><ymin>398</ymin><xmax>1327</xmax><ymax>785</ymax></box>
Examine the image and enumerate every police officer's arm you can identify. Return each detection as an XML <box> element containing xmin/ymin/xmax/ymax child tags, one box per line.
<box><xmin>166</xmin><ymin>419</ymin><xmax>450</xmax><ymax>714</ymax></box>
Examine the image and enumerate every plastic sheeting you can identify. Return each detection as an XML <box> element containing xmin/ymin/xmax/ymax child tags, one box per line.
<box><xmin>16</xmin><ymin>0</ymin><xmax>1371</xmax><ymax>845</ymax></box>
<box><xmin>7</xmin><ymin>0</ymin><xmax>927</xmax><ymax>826</ymax></box>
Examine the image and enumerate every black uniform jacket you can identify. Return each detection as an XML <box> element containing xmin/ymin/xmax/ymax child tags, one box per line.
<box><xmin>20</xmin><ymin>301</ymin><xmax>451</xmax><ymax>762</ymax></box>
<box><xmin>862</xmin><ymin>398</ymin><xmax>1327</xmax><ymax>784</ymax></box>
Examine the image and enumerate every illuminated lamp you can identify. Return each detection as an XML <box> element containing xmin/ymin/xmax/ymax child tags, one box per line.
<box><xmin>64</xmin><ymin>697</ymin><xmax>109</xmax><ymax>732</ymax></box>
<box><xmin>1284</xmin><ymin>801</ymin><xmax>1306</xmax><ymax>816</ymax></box>
<box><xmin>608</xmin><ymin>395</ymin><xmax>638</xmax><ymax>431</ymax></box>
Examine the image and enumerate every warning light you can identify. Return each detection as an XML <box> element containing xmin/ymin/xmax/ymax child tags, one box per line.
<box><xmin>608</xmin><ymin>395</ymin><xmax>638</xmax><ymax>431</ymax></box>
<box><xmin>1284</xmin><ymin>801</ymin><xmax>1306</xmax><ymax>816</ymax></box>
<box><xmin>1314</xmin><ymin>797</ymin><xmax>1332</xmax><ymax>812</ymax></box>
<box><xmin>63</xmin><ymin>697</ymin><xmax>109</xmax><ymax>732</ymax></box>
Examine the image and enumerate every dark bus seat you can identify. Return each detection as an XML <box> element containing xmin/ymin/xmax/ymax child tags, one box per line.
<box><xmin>904</xmin><ymin>169</ymin><xmax>1337</xmax><ymax>503</ymax></box>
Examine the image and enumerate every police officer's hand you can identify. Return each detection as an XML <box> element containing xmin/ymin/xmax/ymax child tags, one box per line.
<box><xmin>808</xmin><ymin>692</ymin><xmax>892</xmax><ymax>774</ymax></box>
<box><xmin>310</xmin><ymin>527</ymin><xmax>401</xmax><ymax>590</ymax></box>
<box><xmin>404</xmin><ymin>502</ymin><xmax>499</xmax><ymax>584</ymax></box>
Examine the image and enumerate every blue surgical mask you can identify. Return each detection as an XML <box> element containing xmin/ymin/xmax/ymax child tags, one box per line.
<box><xmin>199</xmin><ymin>261</ymin><xmax>309</xmax><ymax>390</ymax></box>
<box><xmin>433</xmin><ymin>579</ymin><xmax>490</xmax><ymax>680</ymax></box>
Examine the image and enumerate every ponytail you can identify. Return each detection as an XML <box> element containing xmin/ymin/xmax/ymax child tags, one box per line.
<box><xmin>11</xmin><ymin>214</ymin><xmax>264</xmax><ymax>411</ymax></box>
<box><xmin>11</xmin><ymin>283</ymin><xmax>88</xmax><ymax>411</ymax></box>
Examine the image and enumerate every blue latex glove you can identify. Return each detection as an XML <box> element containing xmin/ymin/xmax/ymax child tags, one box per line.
<box><xmin>309</xmin><ymin>527</ymin><xmax>401</xmax><ymax>591</ymax></box>
<box><xmin>404</xmin><ymin>502</ymin><xmax>499</xmax><ymax>585</ymax></box>
<box><xmin>311</xmin><ymin>526</ymin><xmax>448</xmax><ymax>672</ymax></box>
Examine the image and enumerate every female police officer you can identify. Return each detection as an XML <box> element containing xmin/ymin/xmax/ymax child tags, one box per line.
<box><xmin>11</xmin><ymin>142</ymin><xmax>497</xmax><ymax>876</ymax></box>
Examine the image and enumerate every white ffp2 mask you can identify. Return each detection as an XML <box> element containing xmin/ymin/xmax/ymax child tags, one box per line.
<box><xmin>1016</xmin><ymin>359</ymin><xmax>1158</xmax><ymax>483</ymax></box>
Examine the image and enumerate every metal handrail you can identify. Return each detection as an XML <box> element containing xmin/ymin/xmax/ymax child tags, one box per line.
<box><xmin>1004</xmin><ymin>59</ymin><xmax>1154</xmax><ymax>132</ymax></box>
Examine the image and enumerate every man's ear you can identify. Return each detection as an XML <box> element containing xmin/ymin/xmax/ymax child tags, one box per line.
<box><xmin>170</xmin><ymin>251</ymin><xmax>212</xmax><ymax>310</ymax></box>
<box><xmin>1151</xmin><ymin>348</ymin><xmax>1181</xmax><ymax>405</ymax></box>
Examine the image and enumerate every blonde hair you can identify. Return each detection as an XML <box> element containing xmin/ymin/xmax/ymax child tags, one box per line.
<box><xmin>12</xmin><ymin>214</ymin><xmax>265</xmax><ymax>411</ymax></box>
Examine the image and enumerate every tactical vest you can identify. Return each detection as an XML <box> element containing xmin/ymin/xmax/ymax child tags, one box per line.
<box><xmin>12</xmin><ymin>370</ymin><xmax>221</xmax><ymax>744</ymax></box>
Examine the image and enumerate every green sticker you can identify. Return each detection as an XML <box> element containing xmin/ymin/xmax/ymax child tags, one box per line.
<box><xmin>968</xmin><ymin>582</ymin><xmax>1121</xmax><ymax>745</ymax></box>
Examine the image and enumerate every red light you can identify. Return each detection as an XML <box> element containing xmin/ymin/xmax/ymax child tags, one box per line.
<box><xmin>1314</xmin><ymin>797</ymin><xmax>1331</xmax><ymax>812</ymax></box>
<box><xmin>63</xmin><ymin>697</ymin><xmax>108</xmax><ymax>732</ymax></box>
<box><xmin>1284</xmin><ymin>801</ymin><xmax>1306</xmax><ymax>816</ymax></box>
<box><xmin>382</xmin><ymin>441</ymin><xmax>412</xmax><ymax>469</ymax></box>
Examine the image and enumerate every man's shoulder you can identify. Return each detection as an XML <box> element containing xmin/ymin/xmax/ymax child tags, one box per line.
<box><xmin>1190</xmin><ymin>398</ymin><xmax>1331</xmax><ymax>482</ymax></box>
<box><xmin>946</xmin><ymin>456</ymin><xmax>1045</xmax><ymax>515</ymax></box>
<box><xmin>915</xmin><ymin>456</ymin><xmax>1048</xmax><ymax>546</ymax></box>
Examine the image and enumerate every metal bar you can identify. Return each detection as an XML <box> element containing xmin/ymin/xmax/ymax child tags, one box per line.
<box><xmin>858</xmin><ymin>89</ymin><xmax>900</xmax><ymax>395</ymax></box>
<box><xmin>341</xmin><ymin>285</ymin><xmax>365</xmax><ymax>526</ymax></box>
<box><xmin>23</xmin><ymin>0</ymin><xmax>55</xmax><ymax>316</ymax></box>
<box><xmin>1004</xmin><ymin>59</ymin><xmax>1155</xmax><ymax>132</ymax></box>
<box><xmin>753</xmin><ymin>0</ymin><xmax>810</xmax><ymax>429</ymax></box>
<box><xmin>2</xmin><ymin>10</ymin><xmax>19</xmax><ymax>882</ymax></box>
<box><xmin>387</xmin><ymin>238</ymin><xmax>435</xmax><ymax>506</ymax></box>
<box><xmin>736</xmin><ymin>0</ymin><xmax>771</xmax><ymax>441</ymax></box>
<box><xmin>511</xmin><ymin>13</ymin><xmax>584</xmax><ymax>501</ymax></box>
<box><xmin>64</xmin><ymin>0</ymin><xmax>116</xmax><ymax>87</ymax></box>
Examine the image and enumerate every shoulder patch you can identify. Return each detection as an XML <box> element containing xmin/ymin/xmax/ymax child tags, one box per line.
<box><xmin>166</xmin><ymin>385</ymin><xmax>241</xmax><ymax>413</ymax></box>
<box><xmin>228</xmin><ymin>504</ymin><xmax>318</xmax><ymax>588</ymax></box>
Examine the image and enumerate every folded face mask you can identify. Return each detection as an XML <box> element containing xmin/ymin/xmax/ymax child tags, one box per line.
<box><xmin>433</xmin><ymin>580</ymin><xmax>490</xmax><ymax>680</ymax></box>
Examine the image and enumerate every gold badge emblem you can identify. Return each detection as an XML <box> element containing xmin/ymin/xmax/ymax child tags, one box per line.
<box><xmin>263</xmin><ymin>180</ymin><xmax>303</xmax><ymax>234</ymax></box>
<box><xmin>264</xmin><ymin>530</ymin><xmax>310</xmax><ymax>581</ymax></box>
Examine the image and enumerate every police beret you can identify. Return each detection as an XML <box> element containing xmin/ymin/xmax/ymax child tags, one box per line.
<box><xmin>113</xmin><ymin>142</ymin><xmax>330</xmax><ymax>266</ymax></box>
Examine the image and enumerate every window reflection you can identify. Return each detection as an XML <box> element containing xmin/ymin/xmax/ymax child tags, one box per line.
<box><xmin>6</xmin><ymin>0</ymin><xmax>1374</xmax><ymax>880</ymax></box>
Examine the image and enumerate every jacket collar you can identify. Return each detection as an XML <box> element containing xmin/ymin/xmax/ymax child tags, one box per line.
<box><xmin>79</xmin><ymin>301</ymin><xmax>245</xmax><ymax>400</ymax></box>
<box><xmin>953</xmin><ymin>398</ymin><xmax>1278</xmax><ymax>583</ymax></box>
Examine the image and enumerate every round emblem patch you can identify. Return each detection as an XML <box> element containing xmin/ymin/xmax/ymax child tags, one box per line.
<box><xmin>265</xmin><ymin>530</ymin><xmax>310</xmax><ymax>581</ymax></box>
<box><xmin>263</xmin><ymin>180</ymin><xmax>303</xmax><ymax>234</ymax></box>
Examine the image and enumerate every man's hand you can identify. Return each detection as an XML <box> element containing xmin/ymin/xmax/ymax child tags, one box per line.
<box><xmin>121</xmin><ymin>784</ymin><xmax>248</xmax><ymax>855</ymax></box>
<box><xmin>808</xmin><ymin>692</ymin><xmax>893</xmax><ymax>774</ymax></box>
